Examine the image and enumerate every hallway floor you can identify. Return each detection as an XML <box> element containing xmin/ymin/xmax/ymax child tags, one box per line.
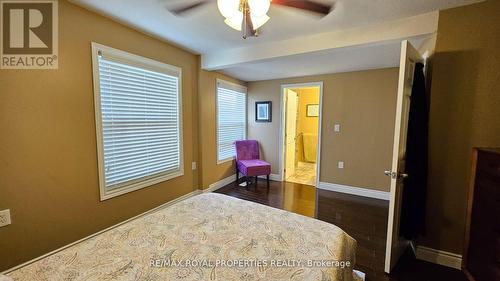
<box><xmin>286</xmin><ymin>161</ymin><xmax>316</xmax><ymax>186</ymax></box>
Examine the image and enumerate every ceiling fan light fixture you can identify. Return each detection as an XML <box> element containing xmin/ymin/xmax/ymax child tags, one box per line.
<box><xmin>252</xmin><ymin>14</ymin><xmax>270</xmax><ymax>29</ymax></box>
<box><xmin>224</xmin><ymin>12</ymin><xmax>243</xmax><ymax>31</ymax></box>
<box><xmin>217</xmin><ymin>0</ymin><xmax>240</xmax><ymax>19</ymax></box>
<box><xmin>224</xmin><ymin>12</ymin><xmax>269</xmax><ymax>31</ymax></box>
<box><xmin>218</xmin><ymin>0</ymin><xmax>271</xmax><ymax>35</ymax></box>
<box><xmin>248</xmin><ymin>0</ymin><xmax>271</xmax><ymax>17</ymax></box>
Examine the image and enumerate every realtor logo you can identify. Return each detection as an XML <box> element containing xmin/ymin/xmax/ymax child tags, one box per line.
<box><xmin>1</xmin><ymin>0</ymin><xmax>58</xmax><ymax>69</ymax></box>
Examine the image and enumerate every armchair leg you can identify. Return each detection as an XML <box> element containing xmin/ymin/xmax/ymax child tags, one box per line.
<box><xmin>267</xmin><ymin>174</ymin><xmax>270</xmax><ymax>186</ymax></box>
<box><xmin>236</xmin><ymin>166</ymin><xmax>239</xmax><ymax>185</ymax></box>
<box><xmin>255</xmin><ymin>176</ymin><xmax>258</xmax><ymax>188</ymax></box>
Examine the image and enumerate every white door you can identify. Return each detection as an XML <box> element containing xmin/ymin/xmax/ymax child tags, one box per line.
<box><xmin>285</xmin><ymin>89</ymin><xmax>298</xmax><ymax>178</ymax></box>
<box><xmin>384</xmin><ymin>40</ymin><xmax>423</xmax><ymax>273</ymax></box>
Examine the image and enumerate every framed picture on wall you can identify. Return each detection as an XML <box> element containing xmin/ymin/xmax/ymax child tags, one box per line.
<box><xmin>255</xmin><ymin>101</ymin><xmax>272</xmax><ymax>122</ymax></box>
<box><xmin>306</xmin><ymin>104</ymin><xmax>319</xmax><ymax>117</ymax></box>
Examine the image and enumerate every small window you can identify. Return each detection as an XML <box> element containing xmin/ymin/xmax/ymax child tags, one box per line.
<box><xmin>91</xmin><ymin>43</ymin><xmax>183</xmax><ymax>200</ymax></box>
<box><xmin>216</xmin><ymin>79</ymin><xmax>247</xmax><ymax>163</ymax></box>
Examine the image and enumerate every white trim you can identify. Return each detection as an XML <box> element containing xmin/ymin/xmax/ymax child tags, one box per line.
<box><xmin>1</xmin><ymin>190</ymin><xmax>201</xmax><ymax>275</ymax></box>
<box><xmin>415</xmin><ymin>246</ymin><xmax>462</xmax><ymax>270</ymax></box>
<box><xmin>217</xmin><ymin>156</ymin><xmax>235</xmax><ymax>165</ymax></box>
<box><xmin>279</xmin><ymin>82</ymin><xmax>324</xmax><ymax>185</ymax></box>
<box><xmin>91</xmin><ymin>42</ymin><xmax>184</xmax><ymax>201</ymax></box>
<box><xmin>93</xmin><ymin>42</ymin><xmax>182</xmax><ymax>76</ymax></box>
<box><xmin>316</xmin><ymin>83</ymin><xmax>324</xmax><ymax>188</ymax></box>
<box><xmin>318</xmin><ymin>182</ymin><xmax>390</xmax><ymax>201</ymax></box>
<box><xmin>204</xmin><ymin>173</ymin><xmax>282</xmax><ymax>193</ymax></box>
<box><xmin>257</xmin><ymin>174</ymin><xmax>282</xmax><ymax>181</ymax></box>
<box><xmin>215</xmin><ymin>78</ymin><xmax>247</xmax><ymax>164</ymax></box>
<box><xmin>100</xmin><ymin>172</ymin><xmax>185</xmax><ymax>201</ymax></box>
<box><xmin>216</xmin><ymin>78</ymin><xmax>247</xmax><ymax>93</ymax></box>
<box><xmin>204</xmin><ymin>175</ymin><xmax>236</xmax><ymax>193</ymax></box>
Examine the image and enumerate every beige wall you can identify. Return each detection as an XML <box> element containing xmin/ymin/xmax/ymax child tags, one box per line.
<box><xmin>247</xmin><ymin>68</ymin><xmax>399</xmax><ymax>191</ymax></box>
<box><xmin>198</xmin><ymin>69</ymin><xmax>247</xmax><ymax>189</ymax></box>
<box><xmin>1</xmin><ymin>0</ymin><xmax>495</xmax><ymax>271</ymax></box>
<box><xmin>296</xmin><ymin>88</ymin><xmax>320</xmax><ymax>136</ymax></box>
<box><xmin>294</xmin><ymin>88</ymin><xmax>320</xmax><ymax>163</ymax></box>
<box><xmin>420</xmin><ymin>0</ymin><xmax>500</xmax><ymax>254</ymax></box>
<box><xmin>0</xmin><ymin>0</ymin><xmax>233</xmax><ymax>271</ymax></box>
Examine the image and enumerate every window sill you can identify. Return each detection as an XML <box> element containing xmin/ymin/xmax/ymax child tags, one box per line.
<box><xmin>217</xmin><ymin>157</ymin><xmax>235</xmax><ymax>165</ymax></box>
<box><xmin>100</xmin><ymin>170</ymin><xmax>184</xmax><ymax>201</ymax></box>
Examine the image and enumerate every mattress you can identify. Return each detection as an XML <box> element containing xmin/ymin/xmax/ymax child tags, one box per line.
<box><xmin>7</xmin><ymin>193</ymin><xmax>358</xmax><ymax>280</ymax></box>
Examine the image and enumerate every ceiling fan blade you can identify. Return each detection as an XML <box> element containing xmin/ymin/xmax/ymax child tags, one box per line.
<box><xmin>168</xmin><ymin>0</ymin><xmax>211</xmax><ymax>15</ymax></box>
<box><xmin>272</xmin><ymin>0</ymin><xmax>333</xmax><ymax>16</ymax></box>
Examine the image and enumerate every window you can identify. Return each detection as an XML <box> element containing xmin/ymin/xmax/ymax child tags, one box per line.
<box><xmin>216</xmin><ymin>79</ymin><xmax>247</xmax><ymax>163</ymax></box>
<box><xmin>91</xmin><ymin>43</ymin><xmax>183</xmax><ymax>200</ymax></box>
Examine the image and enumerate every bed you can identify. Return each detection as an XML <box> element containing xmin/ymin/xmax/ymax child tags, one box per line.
<box><xmin>6</xmin><ymin>193</ymin><xmax>360</xmax><ymax>280</ymax></box>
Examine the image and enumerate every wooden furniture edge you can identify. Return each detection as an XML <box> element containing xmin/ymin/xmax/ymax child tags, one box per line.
<box><xmin>461</xmin><ymin>148</ymin><xmax>478</xmax><ymax>281</ymax></box>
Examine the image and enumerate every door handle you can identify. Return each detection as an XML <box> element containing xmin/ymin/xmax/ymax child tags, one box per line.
<box><xmin>384</xmin><ymin>170</ymin><xmax>396</xmax><ymax>179</ymax></box>
<box><xmin>384</xmin><ymin>170</ymin><xmax>409</xmax><ymax>179</ymax></box>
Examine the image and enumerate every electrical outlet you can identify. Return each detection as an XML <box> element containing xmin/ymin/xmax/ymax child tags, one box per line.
<box><xmin>0</xmin><ymin>209</ymin><xmax>11</xmax><ymax>227</ymax></box>
<box><xmin>334</xmin><ymin>123</ymin><xmax>341</xmax><ymax>132</ymax></box>
<box><xmin>338</xmin><ymin>161</ymin><xmax>344</xmax><ymax>169</ymax></box>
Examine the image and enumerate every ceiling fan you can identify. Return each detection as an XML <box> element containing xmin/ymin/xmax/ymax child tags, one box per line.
<box><xmin>168</xmin><ymin>0</ymin><xmax>334</xmax><ymax>39</ymax></box>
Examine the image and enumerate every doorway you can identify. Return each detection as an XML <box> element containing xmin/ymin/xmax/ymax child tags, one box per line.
<box><xmin>280</xmin><ymin>82</ymin><xmax>323</xmax><ymax>187</ymax></box>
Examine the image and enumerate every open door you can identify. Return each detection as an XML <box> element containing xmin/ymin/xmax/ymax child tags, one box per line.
<box><xmin>285</xmin><ymin>89</ymin><xmax>298</xmax><ymax>178</ymax></box>
<box><xmin>384</xmin><ymin>40</ymin><xmax>423</xmax><ymax>273</ymax></box>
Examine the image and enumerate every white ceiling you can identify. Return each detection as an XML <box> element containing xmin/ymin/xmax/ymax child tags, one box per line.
<box><xmin>70</xmin><ymin>0</ymin><xmax>482</xmax><ymax>81</ymax></box>
<box><xmin>220</xmin><ymin>36</ymin><xmax>428</xmax><ymax>81</ymax></box>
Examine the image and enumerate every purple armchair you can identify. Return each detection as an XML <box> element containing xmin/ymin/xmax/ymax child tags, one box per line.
<box><xmin>235</xmin><ymin>140</ymin><xmax>271</xmax><ymax>187</ymax></box>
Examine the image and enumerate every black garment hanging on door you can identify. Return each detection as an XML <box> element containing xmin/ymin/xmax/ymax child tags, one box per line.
<box><xmin>400</xmin><ymin>62</ymin><xmax>429</xmax><ymax>240</ymax></box>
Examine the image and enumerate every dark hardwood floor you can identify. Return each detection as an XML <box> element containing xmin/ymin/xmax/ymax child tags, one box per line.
<box><xmin>215</xmin><ymin>179</ymin><xmax>467</xmax><ymax>281</ymax></box>
<box><xmin>317</xmin><ymin>188</ymin><xmax>389</xmax><ymax>280</ymax></box>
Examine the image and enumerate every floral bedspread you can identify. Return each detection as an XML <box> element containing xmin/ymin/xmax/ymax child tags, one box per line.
<box><xmin>8</xmin><ymin>193</ymin><xmax>357</xmax><ymax>280</ymax></box>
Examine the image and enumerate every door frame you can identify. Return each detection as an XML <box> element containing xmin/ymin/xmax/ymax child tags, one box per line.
<box><xmin>279</xmin><ymin>82</ymin><xmax>324</xmax><ymax>187</ymax></box>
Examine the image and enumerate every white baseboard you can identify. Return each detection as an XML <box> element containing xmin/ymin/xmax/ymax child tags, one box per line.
<box><xmin>415</xmin><ymin>246</ymin><xmax>462</xmax><ymax>270</ymax></box>
<box><xmin>204</xmin><ymin>175</ymin><xmax>236</xmax><ymax>193</ymax></box>
<box><xmin>204</xmin><ymin>173</ymin><xmax>282</xmax><ymax>193</ymax></box>
<box><xmin>317</xmin><ymin>182</ymin><xmax>390</xmax><ymax>200</ymax></box>
<box><xmin>257</xmin><ymin>173</ymin><xmax>282</xmax><ymax>181</ymax></box>
<box><xmin>2</xmin><ymin>189</ymin><xmax>201</xmax><ymax>275</ymax></box>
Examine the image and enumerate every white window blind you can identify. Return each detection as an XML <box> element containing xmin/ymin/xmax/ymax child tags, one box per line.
<box><xmin>92</xmin><ymin>43</ymin><xmax>183</xmax><ymax>200</ymax></box>
<box><xmin>216</xmin><ymin>80</ymin><xmax>247</xmax><ymax>163</ymax></box>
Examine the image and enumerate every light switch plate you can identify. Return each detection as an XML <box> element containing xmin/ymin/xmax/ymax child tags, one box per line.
<box><xmin>334</xmin><ymin>123</ymin><xmax>341</xmax><ymax>132</ymax></box>
<box><xmin>191</xmin><ymin>162</ymin><xmax>197</xmax><ymax>170</ymax></box>
<box><xmin>0</xmin><ymin>209</ymin><xmax>11</xmax><ymax>227</ymax></box>
<box><xmin>338</xmin><ymin>161</ymin><xmax>344</xmax><ymax>169</ymax></box>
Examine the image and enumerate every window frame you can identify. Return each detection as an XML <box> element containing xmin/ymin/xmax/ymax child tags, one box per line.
<box><xmin>91</xmin><ymin>42</ymin><xmax>184</xmax><ymax>201</ymax></box>
<box><xmin>215</xmin><ymin>78</ymin><xmax>247</xmax><ymax>164</ymax></box>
